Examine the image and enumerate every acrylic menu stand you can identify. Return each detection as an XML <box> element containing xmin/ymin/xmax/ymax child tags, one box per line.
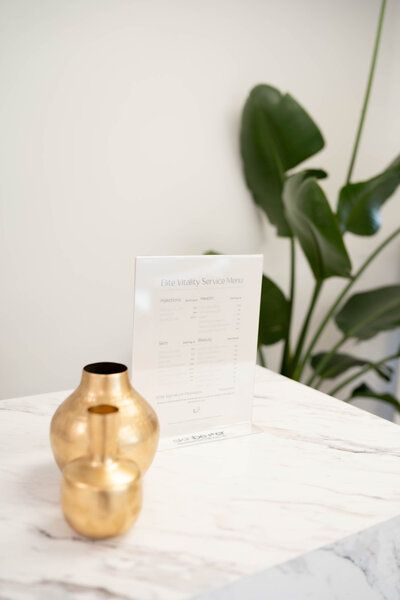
<box><xmin>131</xmin><ymin>255</ymin><xmax>263</xmax><ymax>449</ymax></box>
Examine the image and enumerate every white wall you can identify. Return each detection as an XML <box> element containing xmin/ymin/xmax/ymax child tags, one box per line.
<box><xmin>1</xmin><ymin>0</ymin><xmax>399</xmax><ymax>404</ymax></box>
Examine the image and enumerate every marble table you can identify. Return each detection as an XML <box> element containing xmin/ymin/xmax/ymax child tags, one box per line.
<box><xmin>1</xmin><ymin>367</ymin><xmax>400</xmax><ymax>599</ymax></box>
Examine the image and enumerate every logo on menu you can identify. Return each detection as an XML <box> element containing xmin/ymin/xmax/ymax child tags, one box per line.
<box><xmin>172</xmin><ymin>430</ymin><xmax>226</xmax><ymax>445</ymax></box>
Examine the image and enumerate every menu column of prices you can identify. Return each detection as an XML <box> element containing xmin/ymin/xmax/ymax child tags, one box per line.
<box><xmin>132</xmin><ymin>255</ymin><xmax>263</xmax><ymax>448</ymax></box>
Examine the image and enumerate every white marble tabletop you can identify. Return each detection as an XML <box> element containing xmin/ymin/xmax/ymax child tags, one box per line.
<box><xmin>1</xmin><ymin>367</ymin><xmax>400</xmax><ymax>600</ymax></box>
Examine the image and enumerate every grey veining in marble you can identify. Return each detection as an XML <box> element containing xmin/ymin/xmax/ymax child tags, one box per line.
<box><xmin>1</xmin><ymin>366</ymin><xmax>400</xmax><ymax>599</ymax></box>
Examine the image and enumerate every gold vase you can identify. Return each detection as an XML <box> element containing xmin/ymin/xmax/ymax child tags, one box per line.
<box><xmin>62</xmin><ymin>404</ymin><xmax>142</xmax><ymax>538</ymax></box>
<box><xmin>50</xmin><ymin>362</ymin><xmax>159</xmax><ymax>473</ymax></box>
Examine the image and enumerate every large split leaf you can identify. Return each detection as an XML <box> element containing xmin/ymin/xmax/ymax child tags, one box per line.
<box><xmin>310</xmin><ymin>352</ymin><xmax>393</xmax><ymax>381</ymax></box>
<box><xmin>240</xmin><ymin>84</ymin><xmax>325</xmax><ymax>237</ymax></box>
<box><xmin>350</xmin><ymin>383</ymin><xmax>400</xmax><ymax>413</ymax></box>
<box><xmin>338</xmin><ymin>156</ymin><xmax>400</xmax><ymax>235</ymax></box>
<box><xmin>258</xmin><ymin>275</ymin><xmax>290</xmax><ymax>346</ymax></box>
<box><xmin>335</xmin><ymin>285</ymin><xmax>400</xmax><ymax>340</ymax></box>
<box><xmin>283</xmin><ymin>173</ymin><xmax>352</xmax><ymax>280</ymax></box>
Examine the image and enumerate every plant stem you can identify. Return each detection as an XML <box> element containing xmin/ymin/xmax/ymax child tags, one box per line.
<box><xmin>345</xmin><ymin>0</ymin><xmax>387</xmax><ymax>184</ymax></box>
<box><xmin>258</xmin><ymin>347</ymin><xmax>266</xmax><ymax>368</ymax></box>
<box><xmin>291</xmin><ymin>280</ymin><xmax>323</xmax><ymax>379</ymax></box>
<box><xmin>280</xmin><ymin>237</ymin><xmax>296</xmax><ymax>375</ymax></box>
<box><xmin>328</xmin><ymin>350</ymin><xmax>400</xmax><ymax>397</ymax></box>
<box><xmin>313</xmin><ymin>375</ymin><xmax>324</xmax><ymax>390</ymax></box>
<box><xmin>299</xmin><ymin>226</ymin><xmax>400</xmax><ymax>377</ymax></box>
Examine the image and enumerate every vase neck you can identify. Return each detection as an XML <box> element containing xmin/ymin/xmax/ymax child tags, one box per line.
<box><xmin>88</xmin><ymin>405</ymin><xmax>119</xmax><ymax>463</ymax></box>
<box><xmin>79</xmin><ymin>363</ymin><xmax>132</xmax><ymax>398</ymax></box>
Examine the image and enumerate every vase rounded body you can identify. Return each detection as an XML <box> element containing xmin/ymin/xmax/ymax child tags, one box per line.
<box><xmin>61</xmin><ymin>405</ymin><xmax>142</xmax><ymax>539</ymax></box>
<box><xmin>50</xmin><ymin>362</ymin><xmax>159</xmax><ymax>473</ymax></box>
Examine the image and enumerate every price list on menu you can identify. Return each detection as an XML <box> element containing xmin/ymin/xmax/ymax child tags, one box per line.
<box><xmin>132</xmin><ymin>255</ymin><xmax>263</xmax><ymax>447</ymax></box>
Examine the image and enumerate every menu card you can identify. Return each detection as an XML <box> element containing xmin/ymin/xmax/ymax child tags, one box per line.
<box><xmin>131</xmin><ymin>255</ymin><xmax>263</xmax><ymax>448</ymax></box>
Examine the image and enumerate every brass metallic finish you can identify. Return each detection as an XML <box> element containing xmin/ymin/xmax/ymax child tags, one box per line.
<box><xmin>50</xmin><ymin>362</ymin><xmax>159</xmax><ymax>473</ymax></box>
<box><xmin>61</xmin><ymin>405</ymin><xmax>142</xmax><ymax>539</ymax></box>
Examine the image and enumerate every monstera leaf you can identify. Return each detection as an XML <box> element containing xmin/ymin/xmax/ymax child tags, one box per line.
<box><xmin>310</xmin><ymin>352</ymin><xmax>393</xmax><ymax>380</ymax></box>
<box><xmin>240</xmin><ymin>84</ymin><xmax>325</xmax><ymax>237</ymax></box>
<box><xmin>350</xmin><ymin>383</ymin><xmax>400</xmax><ymax>413</ymax></box>
<box><xmin>283</xmin><ymin>173</ymin><xmax>352</xmax><ymax>280</ymax></box>
<box><xmin>258</xmin><ymin>276</ymin><xmax>290</xmax><ymax>346</ymax></box>
<box><xmin>338</xmin><ymin>156</ymin><xmax>400</xmax><ymax>235</ymax></box>
<box><xmin>335</xmin><ymin>285</ymin><xmax>400</xmax><ymax>340</ymax></box>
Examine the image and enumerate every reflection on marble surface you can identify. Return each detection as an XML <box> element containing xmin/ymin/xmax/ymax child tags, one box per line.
<box><xmin>1</xmin><ymin>367</ymin><xmax>400</xmax><ymax>599</ymax></box>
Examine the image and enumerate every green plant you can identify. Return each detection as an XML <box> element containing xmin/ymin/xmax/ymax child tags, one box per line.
<box><xmin>214</xmin><ymin>0</ymin><xmax>400</xmax><ymax>412</ymax></box>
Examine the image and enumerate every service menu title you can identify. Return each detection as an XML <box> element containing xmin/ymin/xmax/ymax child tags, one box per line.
<box><xmin>160</xmin><ymin>276</ymin><xmax>244</xmax><ymax>287</ymax></box>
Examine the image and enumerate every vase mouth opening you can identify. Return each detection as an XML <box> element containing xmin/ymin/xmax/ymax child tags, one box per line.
<box><xmin>84</xmin><ymin>362</ymin><xmax>128</xmax><ymax>375</ymax></box>
<box><xmin>88</xmin><ymin>404</ymin><xmax>119</xmax><ymax>415</ymax></box>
